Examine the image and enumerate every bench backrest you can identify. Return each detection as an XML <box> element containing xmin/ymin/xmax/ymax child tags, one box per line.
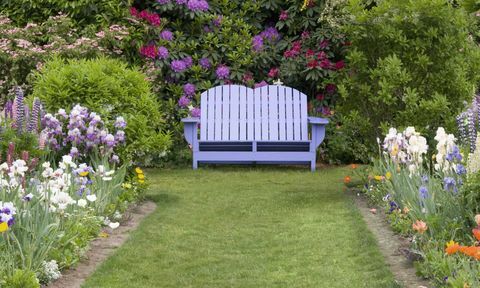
<box><xmin>200</xmin><ymin>85</ymin><xmax>308</xmax><ymax>141</ymax></box>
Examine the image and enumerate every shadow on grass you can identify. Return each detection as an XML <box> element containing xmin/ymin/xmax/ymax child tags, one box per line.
<box><xmin>147</xmin><ymin>193</ymin><xmax>180</xmax><ymax>206</ymax></box>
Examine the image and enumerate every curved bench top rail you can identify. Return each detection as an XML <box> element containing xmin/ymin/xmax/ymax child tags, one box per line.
<box><xmin>200</xmin><ymin>85</ymin><xmax>308</xmax><ymax>142</ymax></box>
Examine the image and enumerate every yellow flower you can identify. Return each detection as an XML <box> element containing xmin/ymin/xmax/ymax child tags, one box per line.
<box><xmin>301</xmin><ymin>0</ymin><xmax>308</xmax><ymax>10</ymax></box>
<box><xmin>385</xmin><ymin>172</ymin><xmax>392</xmax><ymax>180</ymax></box>
<box><xmin>99</xmin><ymin>231</ymin><xmax>109</xmax><ymax>238</ymax></box>
<box><xmin>135</xmin><ymin>167</ymin><xmax>143</xmax><ymax>174</ymax></box>
<box><xmin>79</xmin><ymin>171</ymin><xmax>89</xmax><ymax>177</ymax></box>
<box><xmin>0</xmin><ymin>222</ymin><xmax>8</xmax><ymax>233</ymax></box>
<box><xmin>374</xmin><ymin>175</ymin><xmax>384</xmax><ymax>181</ymax></box>
<box><xmin>137</xmin><ymin>173</ymin><xmax>145</xmax><ymax>180</ymax></box>
<box><xmin>138</xmin><ymin>179</ymin><xmax>145</xmax><ymax>184</ymax></box>
<box><xmin>122</xmin><ymin>183</ymin><xmax>132</xmax><ymax>189</ymax></box>
<box><xmin>391</xmin><ymin>144</ymin><xmax>399</xmax><ymax>157</ymax></box>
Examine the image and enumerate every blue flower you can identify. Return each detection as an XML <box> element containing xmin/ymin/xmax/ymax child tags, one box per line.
<box><xmin>419</xmin><ymin>186</ymin><xmax>428</xmax><ymax>199</ymax></box>
<box><xmin>443</xmin><ymin>177</ymin><xmax>457</xmax><ymax>193</ymax></box>
<box><xmin>455</xmin><ymin>164</ymin><xmax>466</xmax><ymax>175</ymax></box>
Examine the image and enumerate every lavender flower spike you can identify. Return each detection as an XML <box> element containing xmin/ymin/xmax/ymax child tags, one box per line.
<box><xmin>14</xmin><ymin>87</ymin><xmax>25</xmax><ymax>133</ymax></box>
<box><xmin>27</xmin><ymin>98</ymin><xmax>41</xmax><ymax>133</ymax></box>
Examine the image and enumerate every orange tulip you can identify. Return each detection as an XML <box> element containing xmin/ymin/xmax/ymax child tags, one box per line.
<box><xmin>445</xmin><ymin>240</ymin><xmax>460</xmax><ymax>255</ymax></box>
<box><xmin>344</xmin><ymin>176</ymin><xmax>351</xmax><ymax>184</ymax></box>
<box><xmin>473</xmin><ymin>228</ymin><xmax>480</xmax><ymax>241</ymax></box>
<box><xmin>412</xmin><ymin>220</ymin><xmax>428</xmax><ymax>234</ymax></box>
<box><xmin>350</xmin><ymin>164</ymin><xmax>358</xmax><ymax>169</ymax></box>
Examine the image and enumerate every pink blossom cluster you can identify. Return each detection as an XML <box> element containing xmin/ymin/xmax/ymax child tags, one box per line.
<box><xmin>130</xmin><ymin>7</ymin><xmax>161</xmax><ymax>26</ymax></box>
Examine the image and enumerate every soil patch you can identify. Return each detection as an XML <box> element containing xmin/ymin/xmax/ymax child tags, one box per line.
<box><xmin>45</xmin><ymin>201</ymin><xmax>157</xmax><ymax>288</ymax></box>
<box><xmin>351</xmin><ymin>192</ymin><xmax>431</xmax><ymax>288</ymax></box>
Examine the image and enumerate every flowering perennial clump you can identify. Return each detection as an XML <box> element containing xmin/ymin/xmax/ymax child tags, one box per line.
<box><xmin>41</xmin><ymin>104</ymin><xmax>126</xmax><ymax>163</ymax></box>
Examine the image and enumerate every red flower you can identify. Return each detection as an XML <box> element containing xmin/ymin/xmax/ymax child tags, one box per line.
<box><xmin>316</xmin><ymin>94</ymin><xmax>324</xmax><ymax>101</ymax></box>
<box><xmin>292</xmin><ymin>40</ymin><xmax>302</xmax><ymax>52</ymax></box>
<box><xmin>130</xmin><ymin>7</ymin><xmax>139</xmax><ymax>17</ymax></box>
<box><xmin>139</xmin><ymin>44</ymin><xmax>157</xmax><ymax>59</ymax></box>
<box><xmin>319</xmin><ymin>59</ymin><xmax>331</xmax><ymax>69</ymax></box>
<box><xmin>316</xmin><ymin>51</ymin><xmax>326</xmax><ymax>60</ymax></box>
<box><xmin>305</xmin><ymin>49</ymin><xmax>315</xmax><ymax>58</ymax></box>
<box><xmin>335</xmin><ymin>60</ymin><xmax>345</xmax><ymax>70</ymax></box>
<box><xmin>146</xmin><ymin>13</ymin><xmax>161</xmax><ymax>26</ymax></box>
<box><xmin>279</xmin><ymin>10</ymin><xmax>288</xmax><ymax>21</ymax></box>
<box><xmin>301</xmin><ymin>31</ymin><xmax>310</xmax><ymax>39</ymax></box>
<box><xmin>268</xmin><ymin>67</ymin><xmax>279</xmax><ymax>78</ymax></box>
<box><xmin>307</xmin><ymin>60</ymin><xmax>318</xmax><ymax>68</ymax></box>
<box><xmin>139</xmin><ymin>10</ymin><xmax>149</xmax><ymax>19</ymax></box>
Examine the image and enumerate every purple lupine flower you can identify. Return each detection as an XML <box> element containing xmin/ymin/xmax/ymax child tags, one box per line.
<box><xmin>171</xmin><ymin>60</ymin><xmax>187</xmax><ymax>73</ymax></box>
<box><xmin>215</xmin><ymin>65</ymin><xmax>230</xmax><ymax>80</ymax></box>
<box><xmin>419</xmin><ymin>186</ymin><xmax>428</xmax><ymax>199</ymax></box>
<box><xmin>183</xmin><ymin>83</ymin><xmax>196</xmax><ymax>96</ymax></box>
<box><xmin>252</xmin><ymin>35</ymin><xmax>264</xmax><ymax>52</ymax></box>
<box><xmin>187</xmin><ymin>0</ymin><xmax>209</xmax><ymax>11</ymax></box>
<box><xmin>160</xmin><ymin>30</ymin><xmax>173</xmax><ymax>41</ymax></box>
<box><xmin>4</xmin><ymin>100</ymin><xmax>13</xmax><ymax>119</ymax></box>
<box><xmin>157</xmin><ymin>46</ymin><xmax>169</xmax><ymax>59</ymax></box>
<box><xmin>183</xmin><ymin>56</ymin><xmax>193</xmax><ymax>68</ymax></box>
<box><xmin>27</xmin><ymin>98</ymin><xmax>41</xmax><ymax>133</ymax></box>
<box><xmin>114</xmin><ymin>116</ymin><xmax>127</xmax><ymax>129</ymax></box>
<box><xmin>178</xmin><ymin>96</ymin><xmax>191</xmax><ymax>107</ymax></box>
<box><xmin>14</xmin><ymin>87</ymin><xmax>25</xmax><ymax>133</ymax></box>
<box><xmin>191</xmin><ymin>107</ymin><xmax>201</xmax><ymax>117</ymax></box>
<box><xmin>199</xmin><ymin>58</ymin><xmax>211</xmax><ymax>69</ymax></box>
<box><xmin>157</xmin><ymin>0</ymin><xmax>171</xmax><ymax>4</ymax></box>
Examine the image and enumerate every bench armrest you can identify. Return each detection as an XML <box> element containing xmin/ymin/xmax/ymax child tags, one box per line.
<box><xmin>308</xmin><ymin>117</ymin><xmax>329</xmax><ymax>125</ymax></box>
<box><xmin>181</xmin><ymin>117</ymin><xmax>201</xmax><ymax>123</ymax></box>
<box><xmin>182</xmin><ymin>117</ymin><xmax>200</xmax><ymax>151</ymax></box>
<box><xmin>308</xmin><ymin>116</ymin><xmax>328</xmax><ymax>152</ymax></box>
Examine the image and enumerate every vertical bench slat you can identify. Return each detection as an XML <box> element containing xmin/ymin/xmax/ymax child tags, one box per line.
<box><xmin>269</xmin><ymin>85</ymin><xmax>279</xmax><ymax>141</ymax></box>
<box><xmin>293</xmin><ymin>89</ymin><xmax>301</xmax><ymax>141</ymax></box>
<box><xmin>200</xmin><ymin>91</ymin><xmax>208</xmax><ymax>141</ymax></box>
<box><xmin>206</xmin><ymin>89</ymin><xmax>215</xmax><ymax>140</ymax></box>
<box><xmin>246</xmin><ymin>86</ymin><xmax>254</xmax><ymax>140</ymax></box>
<box><xmin>221</xmin><ymin>85</ymin><xmax>230</xmax><ymax>140</ymax></box>
<box><xmin>254</xmin><ymin>87</ymin><xmax>261</xmax><ymax>140</ymax></box>
<box><xmin>278</xmin><ymin>86</ymin><xmax>286</xmax><ymax>140</ymax></box>
<box><xmin>239</xmin><ymin>85</ymin><xmax>247</xmax><ymax>141</ymax></box>
<box><xmin>285</xmin><ymin>87</ymin><xmax>294</xmax><ymax>140</ymax></box>
<box><xmin>261</xmin><ymin>86</ymin><xmax>269</xmax><ymax>140</ymax></box>
<box><xmin>230</xmin><ymin>85</ymin><xmax>239</xmax><ymax>140</ymax></box>
<box><xmin>214</xmin><ymin>86</ymin><xmax>222</xmax><ymax>140</ymax></box>
<box><xmin>300</xmin><ymin>92</ymin><xmax>308</xmax><ymax>140</ymax></box>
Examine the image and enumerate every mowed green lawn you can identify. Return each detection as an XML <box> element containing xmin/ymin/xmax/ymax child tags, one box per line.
<box><xmin>83</xmin><ymin>167</ymin><xmax>399</xmax><ymax>288</ymax></box>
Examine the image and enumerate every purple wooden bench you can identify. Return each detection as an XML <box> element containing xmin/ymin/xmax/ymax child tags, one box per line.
<box><xmin>182</xmin><ymin>85</ymin><xmax>328</xmax><ymax>171</ymax></box>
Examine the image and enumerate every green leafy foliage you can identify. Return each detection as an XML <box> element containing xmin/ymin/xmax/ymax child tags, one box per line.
<box><xmin>337</xmin><ymin>0</ymin><xmax>480</xmax><ymax>160</ymax></box>
<box><xmin>32</xmin><ymin>57</ymin><xmax>171</xmax><ymax>165</ymax></box>
<box><xmin>0</xmin><ymin>0</ymin><xmax>131</xmax><ymax>27</ymax></box>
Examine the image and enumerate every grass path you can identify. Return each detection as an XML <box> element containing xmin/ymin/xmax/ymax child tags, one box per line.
<box><xmin>83</xmin><ymin>167</ymin><xmax>399</xmax><ymax>288</ymax></box>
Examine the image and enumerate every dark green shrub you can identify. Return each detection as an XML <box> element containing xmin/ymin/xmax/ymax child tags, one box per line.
<box><xmin>32</xmin><ymin>57</ymin><xmax>171</xmax><ymax>165</ymax></box>
<box><xmin>338</xmin><ymin>0</ymin><xmax>480</xmax><ymax>159</ymax></box>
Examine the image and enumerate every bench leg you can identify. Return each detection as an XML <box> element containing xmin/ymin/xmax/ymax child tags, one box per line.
<box><xmin>310</xmin><ymin>160</ymin><xmax>316</xmax><ymax>172</ymax></box>
<box><xmin>193</xmin><ymin>159</ymin><xmax>198</xmax><ymax>170</ymax></box>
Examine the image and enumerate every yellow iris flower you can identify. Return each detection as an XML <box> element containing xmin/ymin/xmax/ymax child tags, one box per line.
<box><xmin>0</xmin><ymin>222</ymin><xmax>8</xmax><ymax>233</ymax></box>
<box><xmin>374</xmin><ymin>175</ymin><xmax>384</xmax><ymax>181</ymax></box>
<box><xmin>385</xmin><ymin>172</ymin><xmax>392</xmax><ymax>180</ymax></box>
<box><xmin>135</xmin><ymin>167</ymin><xmax>143</xmax><ymax>174</ymax></box>
<box><xmin>79</xmin><ymin>171</ymin><xmax>89</xmax><ymax>177</ymax></box>
<box><xmin>137</xmin><ymin>173</ymin><xmax>145</xmax><ymax>180</ymax></box>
